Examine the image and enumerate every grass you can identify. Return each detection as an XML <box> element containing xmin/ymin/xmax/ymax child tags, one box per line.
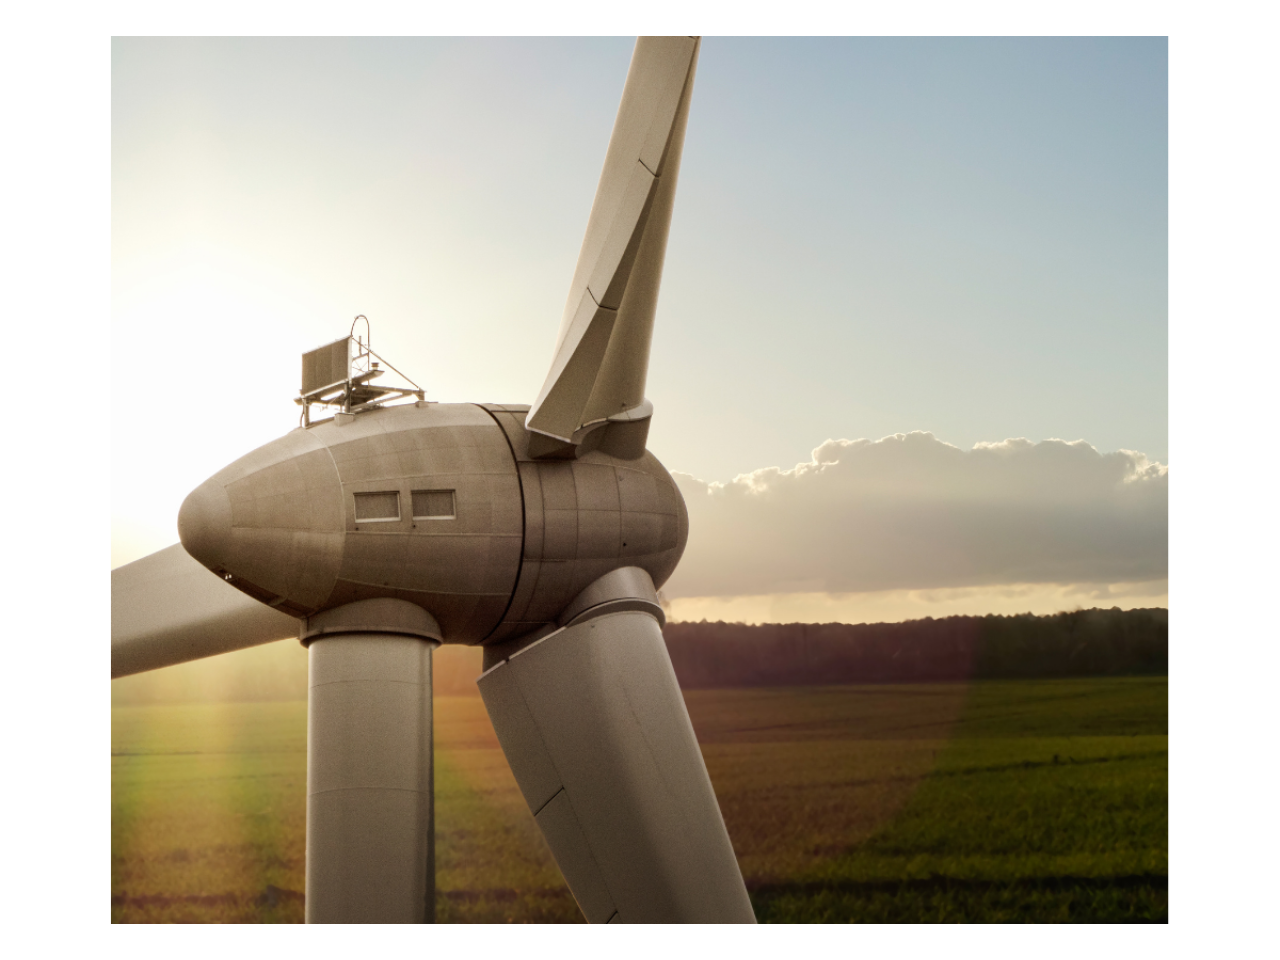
<box><xmin>111</xmin><ymin>677</ymin><xmax>1166</xmax><ymax>923</ymax></box>
<box><xmin>111</xmin><ymin>703</ymin><xmax>307</xmax><ymax>923</ymax></box>
<box><xmin>729</xmin><ymin>679</ymin><xmax>1168</xmax><ymax>922</ymax></box>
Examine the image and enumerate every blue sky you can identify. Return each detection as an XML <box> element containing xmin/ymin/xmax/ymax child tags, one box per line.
<box><xmin>112</xmin><ymin>36</ymin><xmax>1169</xmax><ymax>619</ymax></box>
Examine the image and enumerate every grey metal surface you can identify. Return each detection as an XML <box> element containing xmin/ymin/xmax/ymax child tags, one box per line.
<box><xmin>111</xmin><ymin>543</ymin><xmax>298</xmax><ymax>677</ymax></box>
<box><xmin>482</xmin><ymin>405</ymin><xmax>688</xmax><ymax>645</ymax></box>
<box><xmin>179</xmin><ymin>425</ymin><xmax>345</xmax><ymax>616</ymax></box>
<box><xmin>478</xmin><ymin>608</ymin><xmax>755</xmax><ymax>923</ymax></box>
<box><xmin>301</xmin><ymin>596</ymin><xmax>443</xmax><ymax>645</ymax></box>
<box><xmin>557</xmin><ymin>564</ymin><xmax>664</xmax><ymax>627</ymax></box>
<box><xmin>178</xmin><ymin>402</ymin><xmax>523</xmax><ymax>639</ymax></box>
<box><xmin>527</xmin><ymin>37</ymin><xmax>700</xmax><ymax>444</ymax></box>
<box><xmin>171</xmin><ymin>400</ymin><xmax>687</xmax><ymax>648</ymax></box>
<box><xmin>305</xmin><ymin>602</ymin><xmax>437</xmax><ymax>923</ymax></box>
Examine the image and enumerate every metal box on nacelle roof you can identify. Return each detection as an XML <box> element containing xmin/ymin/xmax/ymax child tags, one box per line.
<box><xmin>302</xmin><ymin>337</ymin><xmax>352</xmax><ymax>396</ymax></box>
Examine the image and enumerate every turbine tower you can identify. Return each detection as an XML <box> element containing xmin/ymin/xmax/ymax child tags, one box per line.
<box><xmin>111</xmin><ymin>36</ymin><xmax>755</xmax><ymax>924</ymax></box>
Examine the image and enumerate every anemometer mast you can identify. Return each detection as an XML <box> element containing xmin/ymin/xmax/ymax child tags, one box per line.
<box><xmin>296</xmin><ymin>315</ymin><xmax>425</xmax><ymax>426</ymax></box>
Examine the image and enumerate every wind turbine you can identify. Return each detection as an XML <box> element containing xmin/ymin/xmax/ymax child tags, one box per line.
<box><xmin>111</xmin><ymin>36</ymin><xmax>756</xmax><ymax>924</ymax></box>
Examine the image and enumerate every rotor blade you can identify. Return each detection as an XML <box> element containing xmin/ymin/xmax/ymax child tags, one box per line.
<box><xmin>478</xmin><ymin>610</ymin><xmax>756</xmax><ymax>923</ymax></box>
<box><xmin>112</xmin><ymin>543</ymin><xmax>298</xmax><ymax>678</ymax></box>
<box><xmin>527</xmin><ymin>36</ymin><xmax>700</xmax><ymax>444</ymax></box>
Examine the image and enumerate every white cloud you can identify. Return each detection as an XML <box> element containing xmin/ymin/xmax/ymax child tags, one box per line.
<box><xmin>667</xmin><ymin>432</ymin><xmax>1167</xmax><ymax>598</ymax></box>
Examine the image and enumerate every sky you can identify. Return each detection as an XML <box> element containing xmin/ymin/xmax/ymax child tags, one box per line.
<box><xmin>112</xmin><ymin>36</ymin><xmax>1168</xmax><ymax>621</ymax></box>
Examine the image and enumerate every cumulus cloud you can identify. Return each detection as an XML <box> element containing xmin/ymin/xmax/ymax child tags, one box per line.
<box><xmin>666</xmin><ymin>433</ymin><xmax>1167</xmax><ymax>598</ymax></box>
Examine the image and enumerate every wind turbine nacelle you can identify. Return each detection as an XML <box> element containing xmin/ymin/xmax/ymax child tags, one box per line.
<box><xmin>177</xmin><ymin>402</ymin><xmax>687</xmax><ymax>645</ymax></box>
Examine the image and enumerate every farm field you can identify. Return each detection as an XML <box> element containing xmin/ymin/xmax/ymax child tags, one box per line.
<box><xmin>111</xmin><ymin>676</ymin><xmax>1167</xmax><ymax>923</ymax></box>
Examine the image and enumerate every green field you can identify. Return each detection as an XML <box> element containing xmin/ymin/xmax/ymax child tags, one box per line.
<box><xmin>111</xmin><ymin>677</ymin><xmax>1167</xmax><ymax>923</ymax></box>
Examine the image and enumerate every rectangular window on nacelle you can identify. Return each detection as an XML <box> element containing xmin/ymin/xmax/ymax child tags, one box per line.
<box><xmin>412</xmin><ymin>489</ymin><xmax>456</xmax><ymax>520</ymax></box>
<box><xmin>354</xmin><ymin>491</ymin><xmax>400</xmax><ymax>522</ymax></box>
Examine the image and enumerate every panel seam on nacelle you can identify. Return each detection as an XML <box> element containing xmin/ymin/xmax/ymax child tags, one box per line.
<box><xmin>476</xmin><ymin>403</ymin><xmax>528</xmax><ymax>642</ymax></box>
<box><xmin>313</xmin><ymin>427</ymin><xmax>351</xmax><ymax>614</ymax></box>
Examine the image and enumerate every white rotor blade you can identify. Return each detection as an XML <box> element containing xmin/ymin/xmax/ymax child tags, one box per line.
<box><xmin>527</xmin><ymin>36</ymin><xmax>700</xmax><ymax>443</ymax></box>
<box><xmin>112</xmin><ymin>543</ymin><xmax>298</xmax><ymax>678</ymax></box>
<box><xmin>479</xmin><ymin>610</ymin><xmax>756</xmax><ymax>923</ymax></box>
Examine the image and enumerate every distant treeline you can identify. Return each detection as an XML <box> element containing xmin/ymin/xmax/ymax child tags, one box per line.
<box><xmin>112</xmin><ymin>607</ymin><xmax>1168</xmax><ymax>705</ymax></box>
<box><xmin>663</xmin><ymin>608</ymin><xmax>1168</xmax><ymax>688</ymax></box>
